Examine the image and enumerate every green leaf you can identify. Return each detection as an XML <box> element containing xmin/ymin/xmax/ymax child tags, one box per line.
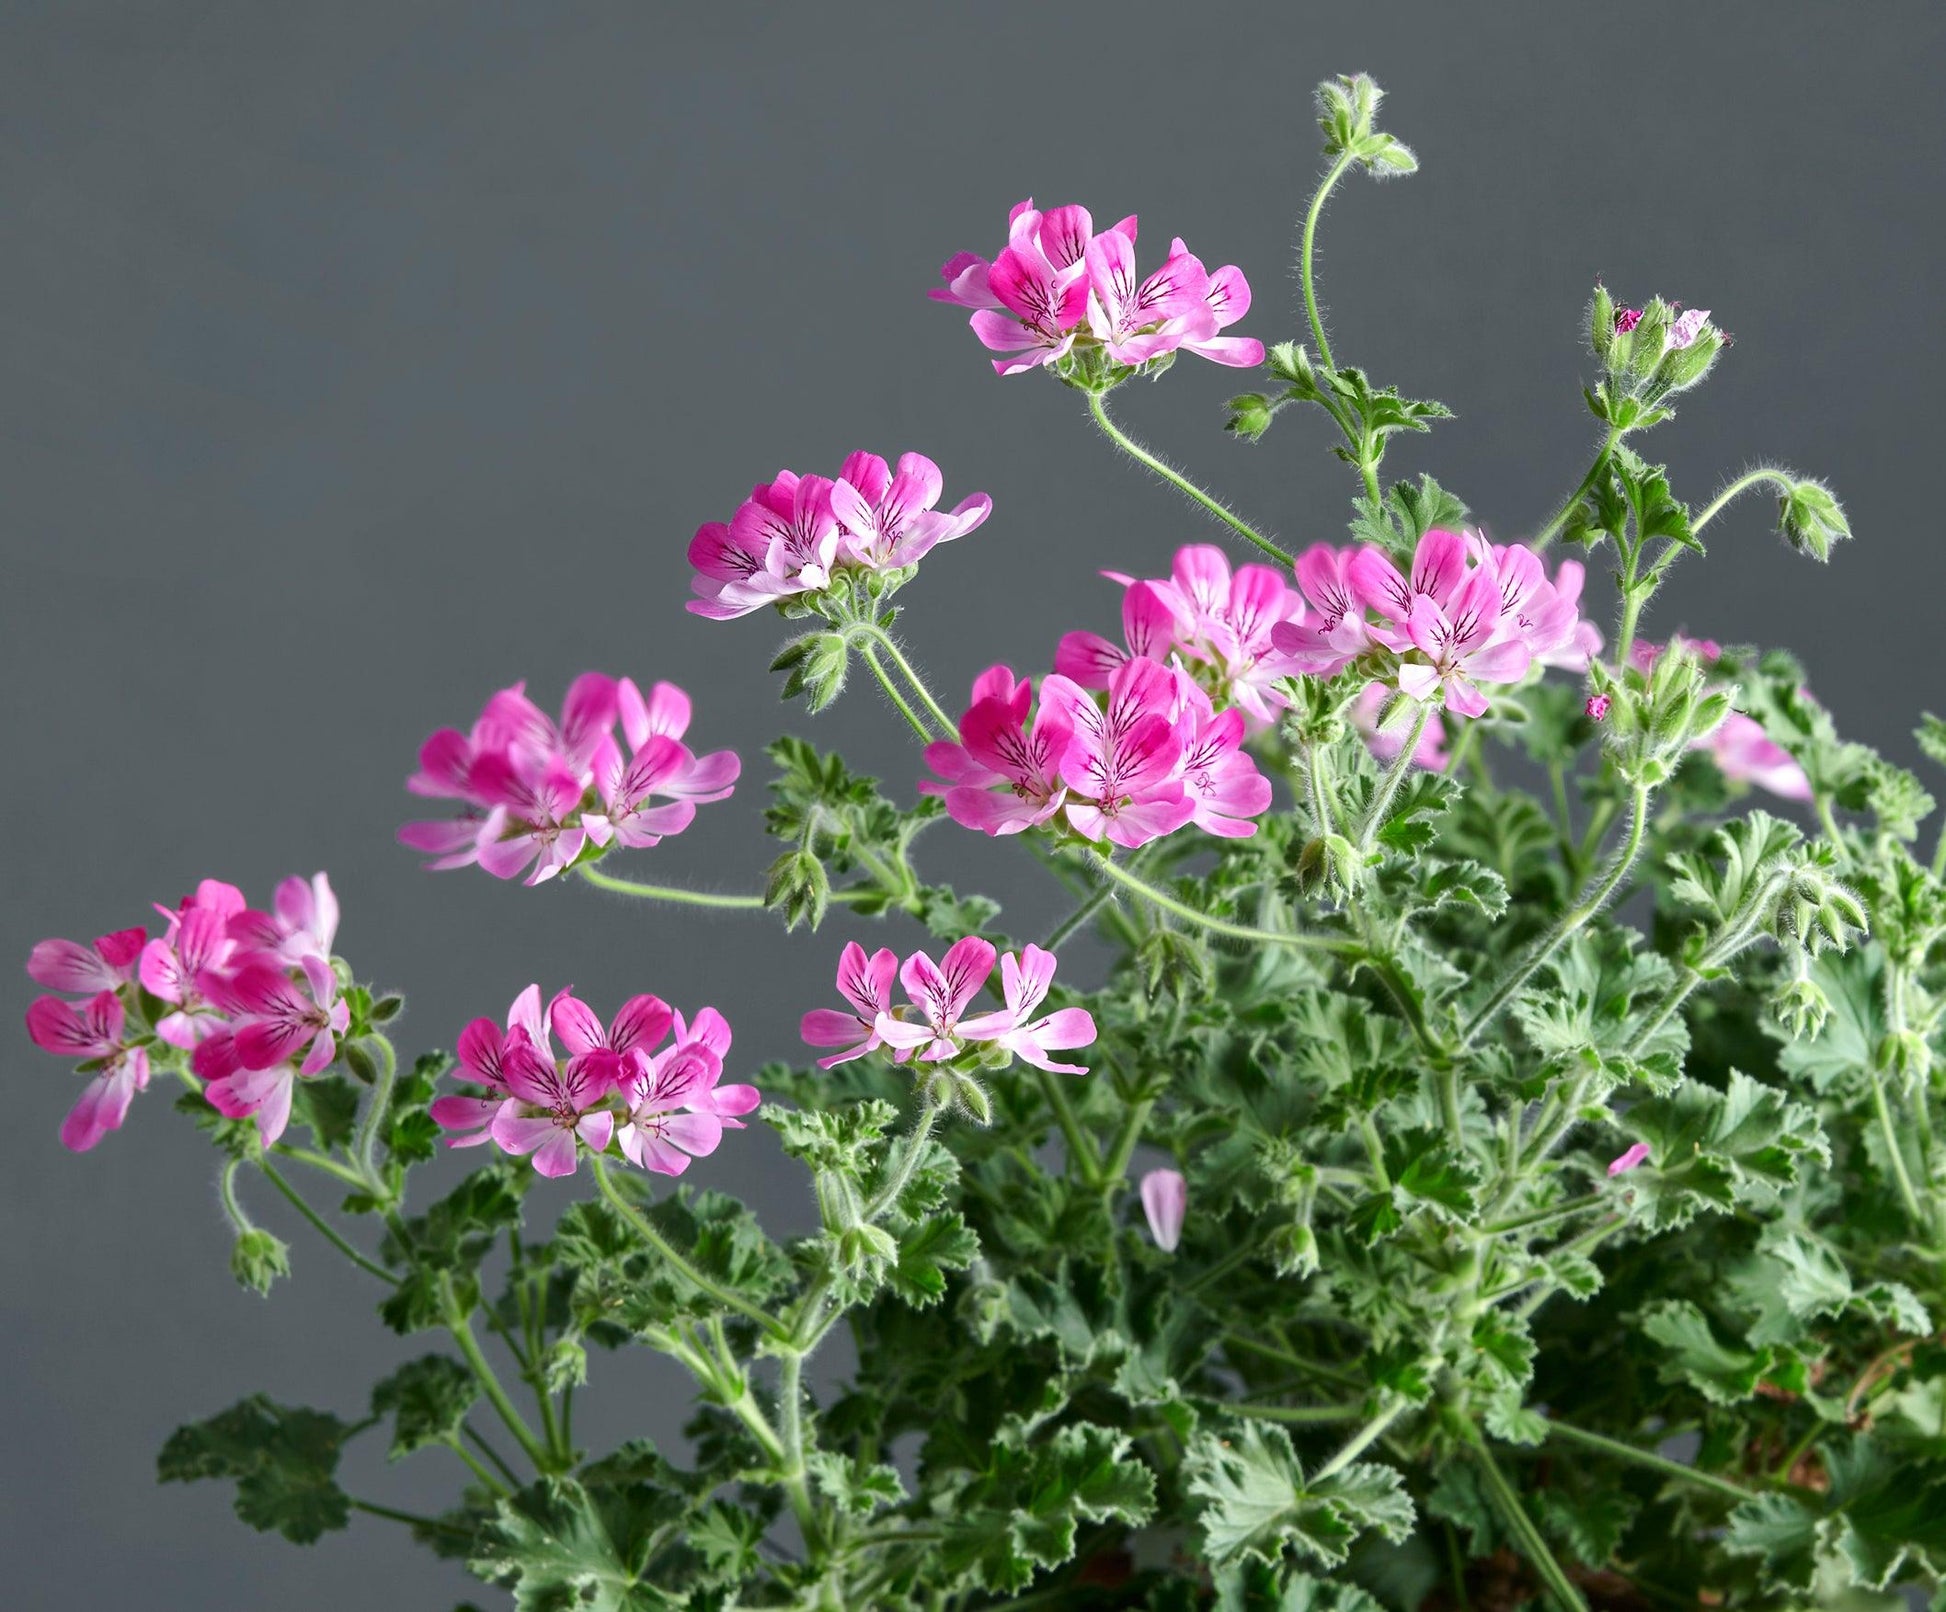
<box><xmin>1621</xmin><ymin>1069</ymin><xmax>1828</xmax><ymax>1229</ymax></box>
<box><xmin>1185</xmin><ymin>1419</ymin><xmax>1413</xmax><ymax>1570</ymax></box>
<box><xmin>1641</xmin><ymin>1300</ymin><xmax>1774</xmax><ymax>1404</ymax></box>
<box><xmin>371</xmin><ymin>1355</ymin><xmax>480</xmax><ymax>1460</ymax></box>
<box><xmin>289</xmin><ymin>1075</ymin><xmax>360</xmax><ymax>1152</ymax></box>
<box><xmin>469</xmin><ymin>1477</ymin><xmax>689</xmax><ymax>1612</ymax></box>
<box><xmin>806</xmin><ymin>1450</ymin><xmax>905</xmax><ymax>1519</ymax></box>
<box><xmin>158</xmin><ymin>1395</ymin><xmax>353</xmax><ymax>1544</ymax></box>
<box><xmin>887</xmin><ymin>1211</ymin><xmax>979</xmax><ymax>1307</ymax></box>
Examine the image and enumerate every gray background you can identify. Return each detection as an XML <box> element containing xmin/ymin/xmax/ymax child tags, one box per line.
<box><xmin>4</xmin><ymin>3</ymin><xmax>1941</xmax><ymax>1606</ymax></box>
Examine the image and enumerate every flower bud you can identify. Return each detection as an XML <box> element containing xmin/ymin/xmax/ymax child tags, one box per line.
<box><xmin>1771</xmin><ymin>976</ymin><xmax>1830</xmax><ymax>1041</ymax></box>
<box><xmin>1224</xmin><ymin>392</ymin><xmax>1277</xmax><ymax>441</ymax></box>
<box><xmin>543</xmin><ymin>1338</ymin><xmax>589</xmax><ymax>1394</ymax></box>
<box><xmin>1778</xmin><ymin>477</ymin><xmax>1851</xmax><ymax>563</ymax></box>
<box><xmin>1585</xmin><ymin>693</ymin><xmax>1611</xmax><ymax>722</ymax></box>
<box><xmin>231</xmin><ymin>1227</ymin><xmax>291</xmax><ymax>1297</ymax></box>
<box><xmin>772</xmin><ymin>631</ymin><xmax>850</xmax><ymax>714</ymax></box>
<box><xmin>1877</xmin><ymin>1029</ymin><xmax>1932</xmax><ymax>1093</ymax></box>
<box><xmin>765</xmin><ymin>849</ymin><xmax>830</xmax><ymax>933</ymax></box>
<box><xmin>838</xmin><ymin>1222</ymin><xmax>899</xmax><ymax>1273</ymax></box>
<box><xmin>1589</xmin><ymin>285</ymin><xmax>1617</xmax><ymax>360</ymax></box>
<box><xmin>1267</xmin><ymin>1220</ymin><xmax>1319</xmax><ymax>1279</ymax></box>
<box><xmin>950</xmin><ymin>1072</ymin><xmax>993</xmax><ymax>1126</ymax></box>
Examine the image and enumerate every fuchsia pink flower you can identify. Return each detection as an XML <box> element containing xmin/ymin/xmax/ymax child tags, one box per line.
<box><xmin>803</xmin><ymin>937</ymin><xmax>1098</xmax><ymax>1075</ymax></box>
<box><xmin>1396</xmin><ymin>567</ymin><xmax>1534</xmax><ymax>719</ymax></box>
<box><xmin>1586</xmin><ymin>693</ymin><xmax>1612</xmax><ymax>722</ymax></box>
<box><xmin>430</xmin><ymin>984</ymin><xmax>755</xmax><ymax>1180</ymax></box>
<box><xmin>400</xmin><ymin>674</ymin><xmax>738</xmax><ymax>884</ymax></box>
<box><xmin>1140</xmin><ymin>1168</ymin><xmax>1187</xmax><ymax>1252</ymax></box>
<box><xmin>934</xmin><ymin>199</ymin><xmax>1262</xmax><ymax>375</ymax></box>
<box><xmin>29</xmin><ymin>871</ymin><xmax>354</xmax><ymax>1150</ymax></box>
<box><xmin>689</xmin><ymin>453</ymin><xmax>989</xmax><ymax>619</ymax></box>
<box><xmin>922</xmin><ymin>667</ymin><xmax>1077</xmax><ymax>837</ymax></box>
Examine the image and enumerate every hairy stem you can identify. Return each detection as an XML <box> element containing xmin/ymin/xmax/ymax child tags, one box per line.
<box><xmin>856</xmin><ymin>639</ymin><xmax>935</xmax><ymax>743</ymax></box>
<box><xmin>1300</xmin><ymin>149</ymin><xmax>1358</xmax><ymax>373</ymax></box>
<box><xmin>442</xmin><ymin>1285</ymin><xmax>554</xmax><ymax>1473</ymax></box>
<box><xmin>1459</xmin><ymin>783</ymin><xmax>1651</xmax><ymax>1050</ymax></box>
<box><xmin>1533</xmin><ymin>424</ymin><xmax>1624</xmax><ymax>552</ymax></box>
<box><xmin>1353</xmin><ymin>699</ymin><xmax>1431</xmax><ymax>852</ymax></box>
<box><xmin>1086</xmin><ymin>851</ymin><xmax>1352</xmax><ymax>954</ymax></box>
<box><xmin>1692</xmin><ymin>467</ymin><xmax>1794</xmax><ymax>534</ymax></box>
<box><xmin>578</xmin><ymin>865</ymin><xmax>767</xmax><ymax>908</ymax></box>
<box><xmin>859</xmin><ymin>626</ymin><xmax>957</xmax><ymax>734</ymax></box>
<box><xmin>260</xmin><ymin>1161</ymin><xmax>398</xmax><ymax>1285</ymax></box>
<box><xmin>351</xmin><ymin>1032</ymin><xmax>398</xmax><ymax>1192</ymax></box>
<box><xmin>1312</xmin><ymin>1398</ymin><xmax>1407</xmax><ymax>1484</ymax></box>
<box><xmin>1086</xmin><ymin>390</ymin><xmax>1292</xmax><ymax>565</ymax></box>
<box><xmin>591</xmin><ymin>1154</ymin><xmax>786</xmax><ymax>1337</ymax></box>
<box><xmin>1467</xmin><ymin>1432</ymin><xmax>1589</xmax><ymax>1612</ymax></box>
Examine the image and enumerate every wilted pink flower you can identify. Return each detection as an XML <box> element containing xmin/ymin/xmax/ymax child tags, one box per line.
<box><xmin>1608</xmin><ymin>1142</ymin><xmax>1652</xmax><ymax>1177</ymax></box>
<box><xmin>1139</xmin><ymin>1168</ymin><xmax>1187</xmax><ymax>1252</ymax></box>
<box><xmin>875</xmin><ymin>937</ymin><xmax>998</xmax><ymax>1063</ymax></box>
<box><xmin>401</xmin><ymin>675</ymin><xmax>735</xmax><ymax>879</ymax></box>
<box><xmin>1354</xmin><ymin>684</ymin><xmax>1450</xmax><ymax>772</ymax></box>
<box><xmin>27</xmin><ymin>926</ymin><xmax>146</xmax><ymax>996</ymax></box>
<box><xmin>140</xmin><ymin>880</ymin><xmax>246</xmax><ymax>1050</ymax></box>
<box><xmin>25</xmin><ymin>991</ymin><xmax>152</xmax><ymax>1153</ymax></box>
<box><xmin>959</xmin><ymin>944</ymin><xmax>1096</xmax><ymax>1074</ymax></box>
<box><xmin>923</xmin><ymin>667</ymin><xmax>1077</xmax><ymax>837</ymax></box>
<box><xmin>1669</xmin><ymin>308</ymin><xmax>1711</xmax><ymax>349</ymax></box>
<box><xmin>801</xmin><ymin>942</ymin><xmax>902</xmax><ymax>1067</ymax></box>
<box><xmin>1586</xmin><ymin>693</ymin><xmax>1612</xmax><ymax>722</ymax></box>
<box><xmin>1397</xmin><ymin>567</ymin><xmax>1533</xmax><ymax>719</ymax></box>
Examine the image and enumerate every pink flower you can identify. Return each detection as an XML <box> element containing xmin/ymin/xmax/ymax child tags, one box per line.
<box><xmin>27</xmin><ymin>926</ymin><xmax>146</xmax><ymax>996</ymax></box>
<box><xmin>429</xmin><ymin>1011</ymin><xmax>534</xmax><ymax>1147</ymax></box>
<box><xmin>139</xmin><ymin>880</ymin><xmax>246</xmax><ymax>1050</ymax></box>
<box><xmin>968</xmin><ymin>203</ymin><xmax>1104</xmax><ymax>374</ymax></box>
<box><xmin>1171</xmin><ymin>687</ymin><xmax>1273</xmax><ymax>838</ymax></box>
<box><xmin>1586</xmin><ymin>693</ymin><xmax>1612</xmax><ymax>722</ymax></box>
<box><xmin>1354</xmin><ymin>684</ymin><xmax>1450</xmax><ymax>771</ymax></box>
<box><xmin>1084</xmin><ymin>230</ymin><xmax>1213</xmax><ymax>367</ymax></box>
<box><xmin>1614</xmin><ymin>307</ymin><xmax>1643</xmax><ymax>334</ymax></box>
<box><xmin>688</xmin><ymin>469</ymin><xmax>840</xmax><ymax>619</ymax></box>
<box><xmin>1139</xmin><ymin>546</ymin><xmax>1304</xmax><ymax>725</ymax></box>
<box><xmin>801</xmin><ymin>942</ymin><xmax>902</xmax><ymax>1067</ymax></box>
<box><xmin>1348</xmin><ymin>528</ymin><xmax>1469</xmax><ymax>644</ymax></box>
<box><xmin>25</xmin><ymin>991</ymin><xmax>152</xmax><ymax>1153</ymax></box>
<box><xmin>1472</xmin><ymin>540</ymin><xmax>1598</xmax><ymax>670</ymax></box>
<box><xmin>208</xmin><ymin>956</ymin><xmax>350</xmax><ymax>1077</ymax></box>
<box><xmin>228</xmin><ymin>873</ymin><xmax>340</xmax><ymax>968</ymax></box>
<box><xmin>1706</xmin><ymin>713</ymin><xmax>1812</xmax><ymax>801</ymax></box>
<box><xmin>614</xmin><ymin>1011</ymin><xmax>755</xmax><ymax>1177</ymax></box>
<box><xmin>830</xmin><ymin>451</ymin><xmax>992</xmax><ymax>570</ymax></box>
<box><xmin>1181</xmin><ymin>263</ymin><xmax>1266</xmax><ymax>368</ymax></box>
<box><xmin>489</xmin><ymin>1033</ymin><xmax>616</xmax><ymax>1180</ymax></box>
<box><xmin>1397</xmin><ymin>567</ymin><xmax>1532</xmax><ymax>719</ymax></box>
<box><xmin>959</xmin><ymin>944</ymin><xmax>1096</xmax><ymax>1074</ymax></box>
<box><xmin>401</xmin><ymin>675</ymin><xmax>734</xmax><ymax>878</ymax></box>
<box><xmin>1139</xmin><ymin>1168</ymin><xmax>1187</xmax><ymax>1252</ymax></box>
<box><xmin>1041</xmin><ymin>657</ymin><xmax>1196</xmax><ymax>849</ymax></box>
<box><xmin>1273</xmin><ymin>544</ymin><xmax>1374</xmax><ymax>678</ymax></box>
<box><xmin>1608</xmin><ymin>1142</ymin><xmax>1652</xmax><ymax>1177</ymax></box>
<box><xmin>923</xmin><ymin>667</ymin><xmax>1077</xmax><ymax>837</ymax></box>
<box><xmin>1053</xmin><ymin>580</ymin><xmax>1185</xmax><ymax>692</ymax></box>
<box><xmin>874</xmin><ymin>937</ymin><xmax>998</xmax><ymax>1063</ymax></box>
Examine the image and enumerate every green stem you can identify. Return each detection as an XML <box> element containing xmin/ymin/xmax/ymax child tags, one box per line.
<box><xmin>1692</xmin><ymin>468</ymin><xmax>1794</xmax><ymax>534</ymax></box>
<box><xmin>1481</xmin><ymin>1191</ymin><xmax>1606</xmax><ymax>1238</ymax></box>
<box><xmin>260</xmin><ymin>1162</ymin><xmax>398</xmax><ymax>1284</ymax></box>
<box><xmin>1533</xmin><ymin>424</ymin><xmax>1623</xmax><ymax>552</ymax></box>
<box><xmin>1230</xmin><ymin>1402</ymin><xmax>1364</xmax><ymax>1426</ymax></box>
<box><xmin>1354</xmin><ymin>699</ymin><xmax>1431</xmax><ymax>851</ymax></box>
<box><xmin>865</xmin><ymin>1096</ymin><xmax>947</xmax><ymax>1219</ymax></box>
<box><xmin>1086</xmin><ymin>390</ymin><xmax>1292</xmax><ymax>565</ymax></box>
<box><xmin>1300</xmin><ymin>149</ymin><xmax>1358</xmax><ymax>373</ymax></box>
<box><xmin>1466</xmin><ymin>1432</ymin><xmax>1589</xmax><ymax>1612</ymax></box>
<box><xmin>1042</xmin><ymin>882</ymin><xmax>1117</xmax><ymax>952</ymax></box>
<box><xmin>445</xmin><ymin>1436</ymin><xmax>511</xmax><ymax>1496</ymax></box>
<box><xmin>349</xmin><ymin>1498</ymin><xmax>472</xmax><ymax>1538</ymax></box>
<box><xmin>1098</xmin><ymin>1098</ymin><xmax>1155</xmax><ymax>1188</ymax></box>
<box><xmin>1868</xmin><ymin>1066</ymin><xmax>1926</xmax><ymax>1226</ymax></box>
<box><xmin>1543</xmin><ymin>1418</ymin><xmax>1753</xmax><ymax>1504</ymax></box>
<box><xmin>352</xmin><ymin>1033</ymin><xmax>398</xmax><ymax>1191</ymax></box>
<box><xmin>270</xmin><ymin>1142</ymin><xmax>370</xmax><ymax>1191</ymax></box>
<box><xmin>465</xmin><ymin>1424</ymin><xmax>524</xmax><ymax>1488</ymax></box>
<box><xmin>1459</xmin><ymin>784</ymin><xmax>1651</xmax><ymax>1050</ymax></box>
<box><xmin>776</xmin><ymin>1349</ymin><xmax>826</xmax><ymax>1560</ymax></box>
<box><xmin>578</xmin><ymin>865</ymin><xmax>766</xmax><ymax>908</ymax></box>
<box><xmin>1038</xmin><ymin>1070</ymin><xmax>1103</xmax><ymax>1188</ymax></box>
<box><xmin>1224</xmin><ymin>1333</ymin><xmax>1362</xmax><ymax>1389</ymax></box>
<box><xmin>443</xmin><ymin>1289</ymin><xmax>553</xmax><ymax>1472</ymax></box>
<box><xmin>860</xmin><ymin>627</ymin><xmax>956</xmax><ymax>734</ymax></box>
<box><xmin>856</xmin><ymin>640</ymin><xmax>935</xmax><ymax>743</ymax></box>
<box><xmin>590</xmin><ymin>1155</ymin><xmax>785</xmax><ymax>1336</ymax></box>
<box><xmin>1312</xmin><ymin>1399</ymin><xmax>1407</xmax><ymax>1484</ymax></box>
<box><xmin>1303</xmin><ymin>739</ymin><xmax>1338</xmax><ymax>838</ymax></box>
<box><xmin>1086</xmin><ymin>851</ymin><xmax>1351</xmax><ymax>954</ymax></box>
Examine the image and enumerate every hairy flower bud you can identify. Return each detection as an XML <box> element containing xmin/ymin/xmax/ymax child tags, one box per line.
<box><xmin>766</xmin><ymin>849</ymin><xmax>831</xmax><ymax>933</ymax></box>
<box><xmin>1877</xmin><ymin>1029</ymin><xmax>1932</xmax><ymax>1092</ymax></box>
<box><xmin>230</xmin><ymin>1227</ymin><xmax>291</xmax><ymax>1297</ymax></box>
<box><xmin>1771</xmin><ymin>975</ymin><xmax>1831</xmax><ymax>1041</ymax></box>
<box><xmin>1778</xmin><ymin>477</ymin><xmax>1852</xmax><ymax>562</ymax></box>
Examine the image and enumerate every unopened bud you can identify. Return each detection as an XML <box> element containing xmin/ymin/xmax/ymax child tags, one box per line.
<box><xmin>765</xmin><ymin>849</ymin><xmax>830</xmax><ymax>933</ymax></box>
<box><xmin>231</xmin><ymin>1228</ymin><xmax>291</xmax><ymax>1297</ymax></box>
<box><xmin>1778</xmin><ymin>478</ymin><xmax>1851</xmax><ymax>563</ymax></box>
<box><xmin>1878</xmin><ymin>1030</ymin><xmax>1933</xmax><ymax>1092</ymax></box>
<box><xmin>838</xmin><ymin>1222</ymin><xmax>898</xmax><ymax>1273</ymax></box>
<box><xmin>950</xmin><ymin>1072</ymin><xmax>993</xmax><ymax>1126</ymax></box>
<box><xmin>1585</xmin><ymin>693</ymin><xmax>1612</xmax><ymax>722</ymax></box>
<box><xmin>1771</xmin><ymin>977</ymin><xmax>1831</xmax><ymax>1041</ymax></box>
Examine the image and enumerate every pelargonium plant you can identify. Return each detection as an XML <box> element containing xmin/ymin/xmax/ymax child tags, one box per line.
<box><xmin>28</xmin><ymin>74</ymin><xmax>1946</xmax><ymax>1612</ymax></box>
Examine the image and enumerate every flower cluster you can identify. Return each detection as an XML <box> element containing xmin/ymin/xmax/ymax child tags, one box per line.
<box><xmin>399</xmin><ymin>675</ymin><xmax>738</xmax><ymax>885</ymax></box>
<box><xmin>1272</xmin><ymin>528</ymin><xmax>1598</xmax><ymax>718</ymax></box>
<box><xmin>688</xmin><ymin>451</ymin><xmax>990</xmax><ymax>620</ymax></box>
<box><xmin>931</xmin><ymin>200</ymin><xmax>1263</xmax><ymax>375</ymax></box>
<box><xmin>430</xmin><ymin>985</ymin><xmax>758</xmax><ymax>1179</ymax></box>
<box><xmin>25</xmin><ymin>874</ymin><xmax>345</xmax><ymax>1150</ymax></box>
<box><xmin>802</xmin><ymin>938</ymin><xmax>1096</xmax><ymax>1075</ymax></box>
<box><xmin>1629</xmin><ymin>637</ymin><xmax>1811</xmax><ymax>799</ymax></box>
<box><xmin>922</xmin><ymin>655</ymin><xmax>1271</xmax><ymax>849</ymax></box>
